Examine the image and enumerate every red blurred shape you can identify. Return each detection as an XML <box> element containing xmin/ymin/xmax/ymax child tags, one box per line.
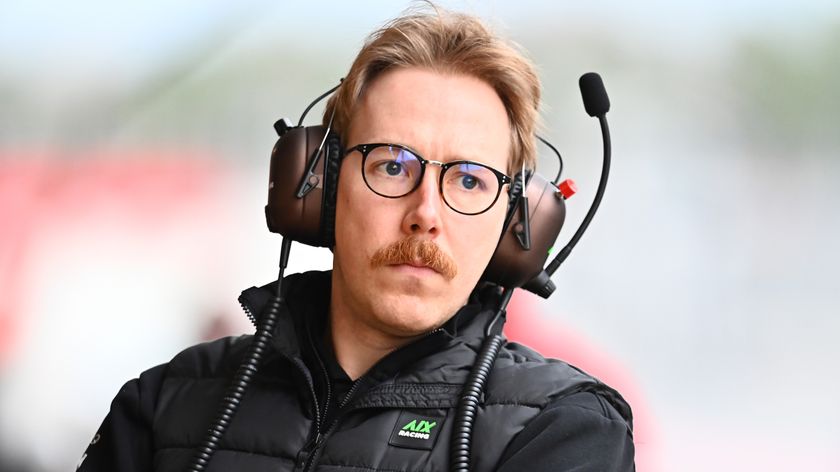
<box><xmin>0</xmin><ymin>150</ymin><xmax>222</xmax><ymax>367</ymax></box>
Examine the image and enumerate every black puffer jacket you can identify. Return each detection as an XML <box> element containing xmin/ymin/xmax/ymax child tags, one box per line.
<box><xmin>79</xmin><ymin>271</ymin><xmax>634</xmax><ymax>471</ymax></box>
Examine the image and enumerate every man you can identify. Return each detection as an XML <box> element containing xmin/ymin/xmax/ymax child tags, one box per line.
<box><xmin>79</xmin><ymin>6</ymin><xmax>634</xmax><ymax>471</ymax></box>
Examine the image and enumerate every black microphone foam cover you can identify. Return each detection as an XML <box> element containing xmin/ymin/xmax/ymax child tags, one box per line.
<box><xmin>579</xmin><ymin>72</ymin><xmax>610</xmax><ymax>117</ymax></box>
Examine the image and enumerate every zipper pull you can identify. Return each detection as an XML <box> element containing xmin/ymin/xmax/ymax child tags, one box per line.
<box><xmin>294</xmin><ymin>448</ymin><xmax>311</xmax><ymax>472</ymax></box>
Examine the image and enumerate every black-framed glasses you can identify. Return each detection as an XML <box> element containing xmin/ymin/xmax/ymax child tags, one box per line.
<box><xmin>345</xmin><ymin>143</ymin><xmax>512</xmax><ymax>216</ymax></box>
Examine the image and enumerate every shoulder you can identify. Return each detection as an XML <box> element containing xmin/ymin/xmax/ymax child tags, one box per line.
<box><xmin>111</xmin><ymin>335</ymin><xmax>253</xmax><ymax>409</ymax></box>
<box><xmin>488</xmin><ymin>340</ymin><xmax>633</xmax><ymax>425</ymax></box>
<box><xmin>164</xmin><ymin>335</ymin><xmax>254</xmax><ymax>378</ymax></box>
<box><xmin>495</xmin><ymin>390</ymin><xmax>635</xmax><ymax>471</ymax></box>
<box><xmin>543</xmin><ymin>390</ymin><xmax>632</xmax><ymax>434</ymax></box>
<box><xmin>491</xmin><ymin>342</ymin><xmax>635</xmax><ymax>470</ymax></box>
<box><xmin>487</xmin><ymin>341</ymin><xmax>599</xmax><ymax>403</ymax></box>
<box><xmin>482</xmin><ymin>341</ymin><xmax>635</xmax><ymax>470</ymax></box>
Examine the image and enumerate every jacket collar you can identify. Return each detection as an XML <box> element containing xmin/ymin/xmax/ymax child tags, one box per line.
<box><xmin>237</xmin><ymin>270</ymin><xmax>504</xmax><ymax>363</ymax></box>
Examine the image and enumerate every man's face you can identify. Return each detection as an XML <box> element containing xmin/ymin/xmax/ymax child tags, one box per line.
<box><xmin>332</xmin><ymin>67</ymin><xmax>511</xmax><ymax>341</ymax></box>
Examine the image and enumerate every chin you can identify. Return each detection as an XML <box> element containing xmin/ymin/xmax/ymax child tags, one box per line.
<box><xmin>370</xmin><ymin>292</ymin><xmax>451</xmax><ymax>338</ymax></box>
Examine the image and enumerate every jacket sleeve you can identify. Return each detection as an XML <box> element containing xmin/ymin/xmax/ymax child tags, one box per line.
<box><xmin>77</xmin><ymin>364</ymin><xmax>167</xmax><ymax>472</ymax></box>
<box><xmin>495</xmin><ymin>391</ymin><xmax>635</xmax><ymax>471</ymax></box>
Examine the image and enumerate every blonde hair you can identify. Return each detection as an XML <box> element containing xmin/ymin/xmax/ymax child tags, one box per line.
<box><xmin>323</xmin><ymin>6</ymin><xmax>541</xmax><ymax>174</ymax></box>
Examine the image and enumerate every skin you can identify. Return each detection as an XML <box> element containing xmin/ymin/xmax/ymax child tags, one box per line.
<box><xmin>330</xmin><ymin>67</ymin><xmax>511</xmax><ymax>379</ymax></box>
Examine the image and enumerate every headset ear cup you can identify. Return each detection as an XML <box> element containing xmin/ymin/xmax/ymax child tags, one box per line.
<box><xmin>483</xmin><ymin>172</ymin><xmax>566</xmax><ymax>288</ymax></box>
<box><xmin>319</xmin><ymin>131</ymin><xmax>342</xmax><ymax>247</ymax></box>
<box><xmin>266</xmin><ymin>125</ymin><xmax>339</xmax><ymax>247</ymax></box>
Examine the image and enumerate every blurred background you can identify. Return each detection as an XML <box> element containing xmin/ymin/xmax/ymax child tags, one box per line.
<box><xmin>2</xmin><ymin>0</ymin><xmax>839</xmax><ymax>470</ymax></box>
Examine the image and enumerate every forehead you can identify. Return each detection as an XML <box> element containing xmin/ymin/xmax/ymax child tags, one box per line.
<box><xmin>347</xmin><ymin>67</ymin><xmax>511</xmax><ymax>172</ymax></box>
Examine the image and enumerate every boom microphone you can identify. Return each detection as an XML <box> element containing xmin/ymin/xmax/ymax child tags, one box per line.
<box><xmin>526</xmin><ymin>72</ymin><xmax>613</xmax><ymax>293</ymax></box>
<box><xmin>579</xmin><ymin>72</ymin><xmax>610</xmax><ymax>117</ymax></box>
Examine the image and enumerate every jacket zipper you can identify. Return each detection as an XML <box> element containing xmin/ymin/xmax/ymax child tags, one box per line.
<box><xmin>302</xmin><ymin>377</ymin><xmax>362</xmax><ymax>472</ymax></box>
<box><xmin>306</xmin><ymin>322</ymin><xmax>333</xmax><ymax>445</ymax></box>
<box><xmin>240</xmin><ymin>300</ymin><xmax>258</xmax><ymax>328</ymax></box>
<box><xmin>301</xmin><ymin>328</ymin><xmax>444</xmax><ymax>472</ymax></box>
<box><xmin>240</xmin><ymin>300</ymin><xmax>326</xmax><ymax>469</ymax></box>
<box><xmin>300</xmin><ymin>330</ymin><xmax>342</xmax><ymax>472</ymax></box>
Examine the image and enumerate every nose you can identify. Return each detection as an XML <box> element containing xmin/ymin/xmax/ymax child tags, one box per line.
<box><xmin>401</xmin><ymin>164</ymin><xmax>444</xmax><ymax>236</ymax></box>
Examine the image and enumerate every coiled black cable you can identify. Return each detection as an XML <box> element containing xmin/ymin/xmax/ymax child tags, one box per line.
<box><xmin>185</xmin><ymin>238</ymin><xmax>292</xmax><ymax>472</ymax></box>
<box><xmin>450</xmin><ymin>288</ymin><xmax>512</xmax><ymax>472</ymax></box>
<box><xmin>450</xmin><ymin>333</ymin><xmax>504</xmax><ymax>472</ymax></box>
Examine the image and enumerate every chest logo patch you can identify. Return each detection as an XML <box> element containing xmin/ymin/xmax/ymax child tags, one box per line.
<box><xmin>388</xmin><ymin>411</ymin><xmax>445</xmax><ymax>450</ymax></box>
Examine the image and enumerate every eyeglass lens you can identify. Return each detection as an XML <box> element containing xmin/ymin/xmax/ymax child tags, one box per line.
<box><xmin>362</xmin><ymin>145</ymin><xmax>502</xmax><ymax>214</ymax></box>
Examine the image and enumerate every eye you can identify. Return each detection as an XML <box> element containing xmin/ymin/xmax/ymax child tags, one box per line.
<box><xmin>447</xmin><ymin>163</ymin><xmax>491</xmax><ymax>193</ymax></box>
<box><xmin>459</xmin><ymin>174</ymin><xmax>479</xmax><ymax>190</ymax></box>
<box><xmin>367</xmin><ymin>146</ymin><xmax>416</xmax><ymax>179</ymax></box>
<box><xmin>384</xmin><ymin>161</ymin><xmax>403</xmax><ymax>176</ymax></box>
<box><xmin>371</xmin><ymin>159</ymin><xmax>410</xmax><ymax>178</ymax></box>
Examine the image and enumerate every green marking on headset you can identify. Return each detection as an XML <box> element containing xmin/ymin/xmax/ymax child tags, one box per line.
<box><xmin>547</xmin><ymin>246</ymin><xmax>555</xmax><ymax>255</ymax></box>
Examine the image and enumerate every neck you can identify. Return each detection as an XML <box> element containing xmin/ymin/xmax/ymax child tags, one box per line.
<box><xmin>328</xmin><ymin>276</ymin><xmax>421</xmax><ymax>380</ymax></box>
<box><xmin>328</xmin><ymin>307</ymin><xmax>406</xmax><ymax>380</ymax></box>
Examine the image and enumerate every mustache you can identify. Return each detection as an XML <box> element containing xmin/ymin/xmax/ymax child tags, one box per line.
<box><xmin>370</xmin><ymin>237</ymin><xmax>458</xmax><ymax>281</ymax></box>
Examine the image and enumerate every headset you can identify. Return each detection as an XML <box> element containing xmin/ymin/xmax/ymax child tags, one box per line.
<box><xmin>186</xmin><ymin>73</ymin><xmax>611</xmax><ymax>472</ymax></box>
<box><xmin>265</xmin><ymin>120</ymin><xmax>568</xmax><ymax>291</ymax></box>
<box><xmin>263</xmin><ymin>74</ymin><xmax>611</xmax><ymax>295</ymax></box>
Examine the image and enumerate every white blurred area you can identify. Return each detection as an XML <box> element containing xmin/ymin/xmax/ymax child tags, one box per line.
<box><xmin>2</xmin><ymin>1</ymin><xmax>840</xmax><ymax>470</ymax></box>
